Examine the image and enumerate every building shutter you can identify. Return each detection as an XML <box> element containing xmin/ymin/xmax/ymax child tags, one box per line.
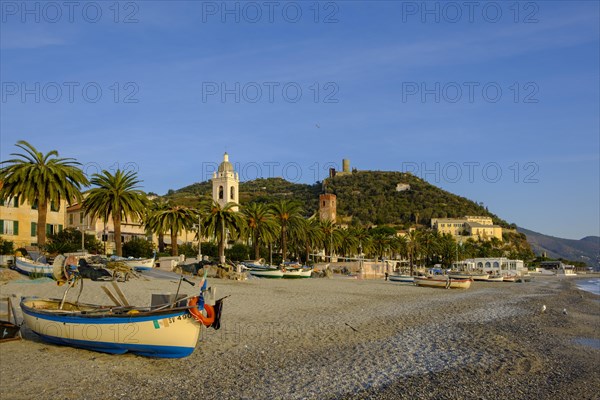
<box><xmin>13</xmin><ymin>221</ymin><xmax>18</xmax><ymax>235</ymax></box>
<box><xmin>31</xmin><ymin>222</ymin><xmax>37</xmax><ymax>237</ymax></box>
<box><xmin>0</xmin><ymin>199</ymin><xmax>4</xmax><ymax>206</ymax></box>
<box><xmin>13</xmin><ymin>197</ymin><xmax>19</xmax><ymax>207</ymax></box>
<box><xmin>46</xmin><ymin>224</ymin><xmax>52</xmax><ymax>235</ymax></box>
<box><xmin>58</xmin><ymin>224</ymin><xmax>63</xmax><ymax>233</ymax></box>
<box><xmin>0</xmin><ymin>220</ymin><xmax>3</xmax><ymax>233</ymax></box>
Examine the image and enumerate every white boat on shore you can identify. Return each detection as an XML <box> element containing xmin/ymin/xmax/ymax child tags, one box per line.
<box><xmin>486</xmin><ymin>275</ymin><xmax>504</xmax><ymax>282</ymax></box>
<box><xmin>246</xmin><ymin>267</ymin><xmax>284</xmax><ymax>279</ymax></box>
<box><xmin>14</xmin><ymin>257</ymin><xmax>54</xmax><ymax>277</ymax></box>
<box><xmin>282</xmin><ymin>268</ymin><xmax>313</xmax><ymax>279</ymax></box>
<box><xmin>448</xmin><ymin>271</ymin><xmax>489</xmax><ymax>281</ymax></box>
<box><xmin>414</xmin><ymin>276</ymin><xmax>472</xmax><ymax>289</ymax></box>
<box><xmin>388</xmin><ymin>274</ymin><xmax>414</xmax><ymax>283</ymax></box>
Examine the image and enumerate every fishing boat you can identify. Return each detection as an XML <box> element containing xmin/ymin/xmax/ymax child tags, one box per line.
<box><xmin>14</xmin><ymin>257</ymin><xmax>54</xmax><ymax>278</ymax></box>
<box><xmin>20</xmin><ymin>296</ymin><xmax>215</xmax><ymax>358</ymax></box>
<box><xmin>111</xmin><ymin>253</ymin><xmax>156</xmax><ymax>271</ymax></box>
<box><xmin>414</xmin><ymin>276</ymin><xmax>472</xmax><ymax>289</ymax></box>
<box><xmin>503</xmin><ymin>275</ymin><xmax>518</xmax><ymax>282</ymax></box>
<box><xmin>282</xmin><ymin>267</ymin><xmax>313</xmax><ymax>279</ymax></box>
<box><xmin>448</xmin><ymin>271</ymin><xmax>489</xmax><ymax>281</ymax></box>
<box><xmin>19</xmin><ymin>262</ymin><xmax>221</xmax><ymax>358</ymax></box>
<box><xmin>388</xmin><ymin>274</ymin><xmax>414</xmax><ymax>283</ymax></box>
<box><xmin>247</xmin><ymin>267</ymin><xmax>284</xmax><ymax>279</ymax></box>
<box><xmin>486</xmin><ymin>275</ymin><xmax>504</xmax><ymax>282</ymax></box>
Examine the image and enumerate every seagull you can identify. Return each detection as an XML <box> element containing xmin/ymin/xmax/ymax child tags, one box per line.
<box><xmin>541</xmin><ymin>305</ymin><xmax>546</xmax><ymax>313</ymax></box>
<box><xmin>563</xmin><ymin>308</ymin><xmax>568</xmax><ymax>315</ymax></box>
<box><xmin>315</xmin><ymin>123</ymin><xmax>320</xmax><ymax>128</ymax></box>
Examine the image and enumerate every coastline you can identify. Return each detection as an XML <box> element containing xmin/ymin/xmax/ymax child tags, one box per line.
<box><xmin>1</xmin><ymin>275</ymin><xmax>599</xmax><ymax>399</ymax></box>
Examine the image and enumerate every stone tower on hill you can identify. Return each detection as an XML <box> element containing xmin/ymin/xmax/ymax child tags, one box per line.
<box><xmin>319</xmin><ymin>193</ymin><xmax>337</xmax><ymax>222</ymax></box>
<box><xmin>211</xmin><ymin>152</ymin><xmax>239</xmax><ymax>211</ymax></box>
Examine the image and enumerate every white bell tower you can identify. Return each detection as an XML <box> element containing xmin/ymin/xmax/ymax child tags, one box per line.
<box><xmin>211</xmin><ymin>152</ymin><xmax>239</xmax><ymax>211</ymax></box>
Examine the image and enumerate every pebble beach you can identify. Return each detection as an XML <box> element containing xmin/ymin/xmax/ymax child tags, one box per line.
<box><xmin>0</xmin><ymin>273</ymin><xmax>599</xmax><ymax>400</ymax></box>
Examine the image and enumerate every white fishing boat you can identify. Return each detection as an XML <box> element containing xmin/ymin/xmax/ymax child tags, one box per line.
<box><xmin>111</xmin><ymin>254</ymin><xmax>156</xmax><ymax>271</ymax></box>
<box><xmin>486</xmin><ymin>275</ymin><xmax>504</xmax><ymax>282</ymax></box>
<box><xmin>247</xmin><ymin>268</ymin><xmax>284</xmax><ymax>279</ymax></box>
<box><xmin>414</xmin><ymin>276</ymin><xmax>472</xmax><ymax>289</ymax></box>
<box><xmin>14</xmin><ymin>257</ymin><xmax>54</xmax><ymax>278</ymax></box>
<box><xmin>448</xmin><ymin>271</ymin><xmax>489</xmax><ymax>281</ymax></box>
<box><xmin>388</xmin><ymin>274</ymin><xmax>414</xmax><ymax>283</ymax></box>
<box><xmin>282</xmin><ymin>267</ymin><xmax>313</xmax><ymax>279</ymax></box>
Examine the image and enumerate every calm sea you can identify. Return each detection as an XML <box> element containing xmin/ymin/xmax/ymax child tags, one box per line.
<box><xmin>577</xmin><ymin>278</ymin><xmax>600</xmax><ymax>295</ymax></box>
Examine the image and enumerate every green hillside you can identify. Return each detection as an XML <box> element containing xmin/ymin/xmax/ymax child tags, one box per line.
<box><xmin>323</xmin><ymin>171</ymin><xmax>510</xmax><ymax>227</ymax></box>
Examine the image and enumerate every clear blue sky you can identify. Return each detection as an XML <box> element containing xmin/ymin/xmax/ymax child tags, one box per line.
<box><xmin>1</xmin><ymin>1</ymin><xmax>598</xmax><ymax>240</ymax></box>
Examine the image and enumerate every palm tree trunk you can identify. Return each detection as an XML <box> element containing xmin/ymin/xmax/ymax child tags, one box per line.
<box><xmin>219</xmin><ymin>222</ymin><xmax>226</xmax><ymax>265</ymax></box>
<box><xmin>253</xmin><ymin>231</ymin><xmax>260</xmax><ymax>260</ymax></box>
<box><xmin>171</xmin><ymin>230</ymin><xmax>178</xmax><ymax>256</ymax></box>
<box><xmin>158</xmin><ymin>233</ymin><xmax>165</xmax><ymax>253</ymax></box>
<box><xmin>114</xmin><ymin>215</ymin><xmax>122</xmax><ymax>256</ymax></box>
<box><xmin>36</xmin><ymin>199</ymin><xmax>48</xmax><ymax>248</ymax></box>
<box><xmin>281</xmin><ymin>227</ymin><xmax>287</xmax><ymax>262</ymax></box>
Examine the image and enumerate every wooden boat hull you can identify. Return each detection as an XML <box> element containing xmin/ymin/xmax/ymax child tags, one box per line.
<box><xmin>414</xmin><ymin>277</ymin><xmax>472</xmax><ymax>289</ymax></box>
<box><xmin>123</xmin><ymin>257</ymin><xmax>155</xmax><ymax>271</ymax></box>
<box><xmin>282</xmin><ymin>268</ymin><xmax>313</xmax><ymax>279</ymax></box>
<box><xmin>248</xmin><ymin>269</ymin><xmax>284</xmax><ymax>279</ymax></box>
<box><xmin>20</xmin><ymin>298</ymin><xmax>202</xmax><ymax>358</ymax></box>
<box><xmin>14</xmin><ymin>257</ymin><xmax>54</xmax><ymax>278</ymax></box>
<box><xmin>486</xmin><ymin>276</ymin><xmax>504</xmax><ymax>282</ymax></box>
<box><xmin>448</xmin><ymin>273</ymin><xmax>489</xmax><ymax>281</ymax></box>
<box><xmin>388</xmin><ymin>275</ymin><xmax>414</xmax><ymax>283</ymax></box>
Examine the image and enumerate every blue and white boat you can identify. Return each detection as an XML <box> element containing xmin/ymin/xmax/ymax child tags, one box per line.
<box><xmin>388</xmin><ymin>274</ymin><xmax>414</xmax><ymax>283</ymax></box>
<box><xmin>14</xmin><ymin>257</ymin><xmax>54</xmax><ymax>277</ymax></box>
<box><xmin>20</xmin><ymin>284</ymin><xmax>217</xmax><ymax>358</ymax></box>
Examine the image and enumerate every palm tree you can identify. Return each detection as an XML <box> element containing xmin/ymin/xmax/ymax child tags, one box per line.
<box><xmin>0</xmin><ymin>140</ymin><xmax>89</xmax><ymax>247</ymax></box>
<box><xmin>241</xmin><ymin>202</ymin><xmax>277</xmax><ymax>260</ymax></box>
<box><xmin>202</xmin><ymin>200</ymin><xmax>245</xmax><ymax>264</ymax></box>
<box><xmin>146</xmin><ymin>205</ymin><xmax>197</xmax><ymax>256</ymax></box>
<box><xmin>270</xmin><ymin>200</ymin><xmax>303</xmax><ymax>262</ymax></box>
<box><xmin>338</xmin><ymin>228</ymin><xmax>359</xmax><ymax>261</ymax></box>
<box><xmin>83</xmin><ymin>169</ymin><xmax>148</xmax><ymax>256</ymax></box>
<box><xmin>319</xmin><ymin>219</ymin><xmax>342</xmax><ymax>260</ymax></box>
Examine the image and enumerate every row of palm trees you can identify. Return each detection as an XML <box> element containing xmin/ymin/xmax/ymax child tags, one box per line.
<box><xmin>1</xmin><ymin>141</ymin><xmax>490</xmax><ymax>268</ymax></box>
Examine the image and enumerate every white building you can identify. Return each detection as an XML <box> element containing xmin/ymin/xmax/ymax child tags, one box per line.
<box><xmin>211</xmin><ymin>152</ymin><xmax>239</xmax><ymax>211</ymax></box>
<box><xmin>455</xmin><ymin>257</ymin><xmax>526</xmax><ymax>276</ymax></box>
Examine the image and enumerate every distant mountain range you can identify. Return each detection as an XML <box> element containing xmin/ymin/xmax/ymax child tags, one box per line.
<box><xmin>517</xmin><ymin>227</ymin><xmax>599</xmax><ymax>266</ymax></box>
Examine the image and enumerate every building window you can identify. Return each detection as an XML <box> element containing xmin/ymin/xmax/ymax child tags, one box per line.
<box><xmin>493</xmin><ymin>261</ymin><xmax>499</xmax><ymax>268</ymax></box>
<box><xmin>477</xmin><ymin>262</ymin><xmax>483</xmax><ymax>269</ymax></box>
<box><xmin>69</xmin><ymin>214</ymin><xmax>74</xmax><ymax>225</ymax></box>
<box><xmin>0</xmin><ymin>220</ymin><xmax>18</xmax><ymax>235</ymax></box>
<box><xmin>485</xmin><ymin>262</ymin><xmax>491</xmax><ymax>269</ymax></box>
<box><xmin>79</xmin><ymin>213</ymin><xmax>84</xmax><ymax>224</ymax></box>
<box><xmin>230</xmin><ymin>186</ymin><xmax>235</xmax><ymax>200</ymax></box>
<box><xmin>31</xmin><ymin>222</ymin><xmax>37</xmax><ymax>237</ymax></box>
<box><xmin>218</xmin><ymin>186</ymin><xmax>224</xmax><ymax>200</ymax></box>
<box><xmin>50</xmin><ymin>200</ymin><xmax>59</xmax><ymax>212</ymax></box>
<box><xmin>46</xmin><ymin>224</ymin><xmax>63</xmax><ymax>235</ymax></box>
<box><xmin>0</xmin><ymin>197</ymin><xmax>19</xmax><ymax>208</ymax></box>
<box><xmin>31</xmin><ymin>200</ymin><xmax>38</xmax><ymax>210</ymax></box>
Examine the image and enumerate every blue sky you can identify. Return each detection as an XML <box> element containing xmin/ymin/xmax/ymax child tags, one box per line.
<box><xmin>1</xmin><ymin>0</ymin><xmax>598</xmax><ymax>240</ymax></box>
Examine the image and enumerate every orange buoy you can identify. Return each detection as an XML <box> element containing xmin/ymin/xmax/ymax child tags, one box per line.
<box><xmin>188</xmin><ymin>297</ymin><xmax>215</xmax><ymax>327</ymax></box>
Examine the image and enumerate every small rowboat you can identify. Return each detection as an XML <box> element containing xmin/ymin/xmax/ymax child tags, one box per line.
<box><xmin>20</xmin><ymin>295</ymin><xmax>216</xmax><ymax>358</ymax></box>
<box><xmin>247</xmin><ymin>267</ymin><xmax>284</xmax><ymax>279</ymax></box>
<box><xmin>448</xmin><ymin>272</ymin><xmax>489</xmax><ymax>281</ymax></box>
<box><xmin>14</xmin><ymin>257</ymin><xmax>54</xmax><ymax>278</ymax></box>
<box><xmin>414</xmin><ymin>276</ymin><xmax>472</xmax><ymax>289</ymax></box>
<box><xmin>503</xmin><ymin>275</ymin><xmax>518</xmax><ymax>282</ymax></box>
<box><xmin>388</xmin><ymin>274</ymin><xmax>414</xmax><ymax>283</ymax></box>
<box><xmin>486</xmin><ymin>275</ymin><xmax>504</xmax><ymax>282</ymax></box>
<box><xmin>282</xmin><ymin>268</ymin><xmax>313</xmax><ymax>279</ymax></box>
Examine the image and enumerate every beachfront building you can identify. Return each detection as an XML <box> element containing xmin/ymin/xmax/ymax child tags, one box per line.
<box><xmin>65</xmin><ymin>203</ymin><xmax>149</xmax><ymax>254</ymax></box>
<box><xmin>430</xmin><ymin>216</ymin><xmax>503</xmax><ymax>242</ymax></box>
<box><xmin>0</xmin><ymin>196</ymin><xmax>67</xmax><ymax>248</ymax></box>
<box><xmin>455</xmin><ymin>257</ymin><xmax>526</xmax><ymax>276</ymax></box>
<box><xmin>212</xmin><ymin>152</ymin><xmax>239</xmax><ymax>212</ymax></box>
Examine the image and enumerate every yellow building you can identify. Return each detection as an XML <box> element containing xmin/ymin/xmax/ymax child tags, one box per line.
<box><xmin>0</xmin><ymin>196</ymin><xmax>67</xmax><ymax>248</ymax></box>
<box><xmin>430</xmin><ymin>216</ymin><xmax>502</xmax><ymax>242</ymax></box>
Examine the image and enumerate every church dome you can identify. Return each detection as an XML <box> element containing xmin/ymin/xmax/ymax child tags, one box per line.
<box><xmin>218</xmin><ymin>152</ymin><xmax>234</xmax><ymax>173</ymax></box>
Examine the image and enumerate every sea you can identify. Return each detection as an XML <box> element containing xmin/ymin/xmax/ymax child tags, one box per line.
<box><xmin>576</xmin><ymin>278</ymin><xmax>600</xmax><ymax>296</ymax></box>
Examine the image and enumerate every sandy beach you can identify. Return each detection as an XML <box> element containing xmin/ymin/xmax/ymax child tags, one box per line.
<box><xmin>0</xmin><ymin>273</ymin><xmax>598</xmax><ymax>400</ymax></box>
